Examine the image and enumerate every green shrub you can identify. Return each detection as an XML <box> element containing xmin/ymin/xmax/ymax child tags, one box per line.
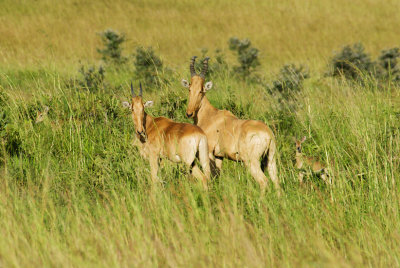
<box><xmin>134</xmin><ymin>46</ymin><xmax>163</xmax><ymax>87</ymax></box>
<box><xmin>267</xmin><ymin>64</ymin><xmax>309</xmax><ymax>98</ymax></box>
<box><xmin>67</xmin><ymin>65</ymin><xmax>106</xmax><ymax>92</ymax></box>
<box><xmin>97</xmin><ymin>29</ymin><xmax>128</xmax><ymax>66</ymax></box>
<box><xmin>329</xmin><ymin>43</ymin><xmax>374</xmax><ymax>80</ymax></box>
<box><xmin>377</xmin><ymin>47</ymin><xmax>400</xmax><ymax>83</ymax></box>
<box><xmin>228</xmin><ymin>37</ymin><xmax>260</xmax><ymax>79</ymax></box>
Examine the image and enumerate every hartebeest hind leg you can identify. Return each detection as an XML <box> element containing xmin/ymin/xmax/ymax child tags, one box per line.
<box><xmin>180</xmin><ymin>136</ymin><xmax>210</xmax><ymax>190</ymax></box>
<box><xmin>266</xmin><ymin>142</ymin><xmax>280</xmax><ymax>190</ymax></box>
<box><xmin>247</xmin><ymin>159</ymin><xmax>268</xmax><ymax>190</ymax></box>
<box><xmin>191</xmin><ymin>165</ymin><xmax>209</xmax><ymax>190</ymax></box>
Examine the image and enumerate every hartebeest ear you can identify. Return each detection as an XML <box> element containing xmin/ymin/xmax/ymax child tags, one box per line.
<box><xmin>144</xmin><ymin>100</ymin><xmax>154</xmax><ymax>108</ymax></box>
<box><xmin>204</xmin><ymin>81</ymin><xmax>213</xmax><ymax>91</ymax></box>
<box><xmin>181</xmin><ymin>79</ymin><xmax>189</xmax><ymax>88</ymax></box>
<box><xmin>122</xmin><ymin>101</ymin><xmax>131</xmax><ymax>109</ymax></box>
<box><xmin>301</xmin><ymin>136</ymin><xmax>307</xmax><ymax>143</ymax></box>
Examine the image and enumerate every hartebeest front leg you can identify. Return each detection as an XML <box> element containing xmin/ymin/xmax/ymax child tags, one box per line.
<box><xmin>149</xmin><ymin>153</ymin><xmax>161</xmax><ymax>184</ymax></box>
<box><xmin>298</xmin><ymin>172</ymin><xmax>305</xmax><ymax>184</ymax></box>
<box><xmin>209</xmin><ymin>153</ymin><xmax>222</xmax><ymax>177</ymax></box>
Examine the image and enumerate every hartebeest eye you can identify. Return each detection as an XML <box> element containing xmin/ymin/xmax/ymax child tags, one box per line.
<box><xmin>181</xmin><ymin>79</ymin><xmax>190</xmax><ymax>88</ymax></box>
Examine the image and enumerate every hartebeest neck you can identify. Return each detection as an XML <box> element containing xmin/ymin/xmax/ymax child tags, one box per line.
<box><xmin>136</xmin><ymin>112</ymin><xmax>153</xmax><ymax>143</ymax></box>
<box><xmin>295</xmin><ymin>152</ymin><xmax>302</xmax><ymax>162</ymax></box>
<box><xmin>195</xmin><ymin>96</ymin><xmax>218</xmax><ymax>126</ymax></box>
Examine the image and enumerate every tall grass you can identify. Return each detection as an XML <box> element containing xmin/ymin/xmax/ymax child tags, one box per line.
<box><xmin>1</xmin><ymin>68</ymin><xmax>400</xmax><ymax>266</ymax></box>
<box><xmin>2</xmin><ymin>0</ymin><xmax>400</xmax><ymax>266</ymax></box>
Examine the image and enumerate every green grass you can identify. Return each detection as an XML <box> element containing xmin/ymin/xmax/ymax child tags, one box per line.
<box><xmin>1</xmin><ymin>0</ymin><xmax>400</xmax><ymax>266</ymax></box>
<box><xmin>1</xmin><ymin>66</ymin><xmax>400</xmax><ymax>266</ymax></box>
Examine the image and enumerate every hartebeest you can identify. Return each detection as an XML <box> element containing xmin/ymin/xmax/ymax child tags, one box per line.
<box><xmin>35</xmin><ymin>106</ymin><xmax>49</xmax><ymax>123</ymax></box>
<box><xmin>181</xmin><ymin>57</ymin><xmax>279</xmax><ymax>190</ymax></box>
<box><xmin>294</xmin><ymin>136</ymin><xmax>331</xmax><ymax>184</ymax></box>
<box><xmin>123</xmin><ymin>83</ymin><xmax>211</xmax><ymax>188</ymax></box>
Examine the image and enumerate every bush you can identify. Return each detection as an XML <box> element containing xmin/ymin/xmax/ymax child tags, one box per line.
<box><xmin>97</xmin><ymin>29</ymin><xmax>128</xmax><ymax>66</ymax></box>
<box><xmin>68</xmin><ymin>65</ymin><xmax>106</xmax><ymax>92</ymax></box>
<box><xmin>228</xmin><ymin>37</ymin><xmax>260</xmax><ymax>78</ymax></box>
<box><xmin>329</xmin><ymin>43</ymin><xmax>374</xmax><ymax>80</ymax></box>
<box><xmin>267</xmin><ymin>64</ymin><xmax>309</xmax><ymax>98</ymax></box>
<box><xmin>377</xmin><ymin>47</ymin><xmax>400</xmax><ymax>83</ymax></box>
<box><xmin>134</xmin><ymin>46</ymin><xmax>163</xmax><ymax>87</ymax></box>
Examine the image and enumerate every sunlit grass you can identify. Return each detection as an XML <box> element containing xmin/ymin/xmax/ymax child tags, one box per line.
<box><xmin>1</xmin><ymin>0</ymin><xmax>400</xmax><ymax>266</ymax></box>
<box><xmin>1</xmin><ymin>68</ymin><xmax>400</xmax><ymax>266</ymax></box>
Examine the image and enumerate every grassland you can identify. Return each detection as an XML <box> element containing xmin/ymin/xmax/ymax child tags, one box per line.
<box><xmin>1</xmin><ymin>0</ymin><xmax>400</xmax><ymax>267</ymax></box>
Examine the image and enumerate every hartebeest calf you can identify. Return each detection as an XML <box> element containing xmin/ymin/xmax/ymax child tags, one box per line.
<box><xmin>181</xmin><ymin>57</ymin><xmax>279</xmax><ymax>191</ymax></box>
<box><xmin>294</xmin><ymin>136</ymin><xmax>331</xmax><ymax>184</ymax></box>
<box><xmin>123</xmin><ymin>83</ymin><xmax>210</xmax><ymax>188</ymax></box>
<box><xmin>35</xmin><ymin>106</ymin><xmax>49</xmax><ymax>123</ymax></box>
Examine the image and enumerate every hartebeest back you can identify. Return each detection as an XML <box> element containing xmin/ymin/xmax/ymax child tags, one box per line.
<box><xmin>181</xmin><ymin>57</ymin><xmax>279</xmax><ymax>191</ymax></box>
<box><xmin>123</xmin><ymin>83</ymin><xmax>210</xmax><ymax>188</ymax></box>
<box><xmin>294</xmin><ymin>136</ymin><xmax>331</xmax><ymax>184</ymax></box>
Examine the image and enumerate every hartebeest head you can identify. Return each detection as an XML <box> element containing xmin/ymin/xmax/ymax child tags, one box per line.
<box><xmin>181</xmin><ymin>56</ymin><xmax>213</xmax><ymax>118</ymax></box>
<box><xmin>123</xmin><ymin>82</ymin><xmax>153</xmax><ymax>138</ymax></box>
<box><xmin>294</xmin><ymin>136</ymin><xmax>307</xmax><ymax>154</ymax></box>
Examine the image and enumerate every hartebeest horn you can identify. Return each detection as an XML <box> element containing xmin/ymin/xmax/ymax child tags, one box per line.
<box><xmin>190</xmin><ymin>56</ymin><xmax>197</xmax><ymax>77</ymax></box>
<box><xmin>131</xmin><ymin>82</ymin><xmax>135</xmax><ymax>97</ymax></box>
<box><xmin>139</xmin><ymin>82</ymin><xmax>143</xmax><ymax>97</ymax></box>
<box><xmin>200</xmin><ymin>57</ymin><xmax>210</xmax><ymax>79</ymax></box>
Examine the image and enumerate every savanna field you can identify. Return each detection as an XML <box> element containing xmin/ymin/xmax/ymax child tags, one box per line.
<box><xmin>1</xmin><ymin>0</ymin><xmax>400</xmax><ymax>266</ymax></box>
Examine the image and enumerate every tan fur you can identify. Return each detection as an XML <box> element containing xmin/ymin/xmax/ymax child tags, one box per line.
<box><xmin>294</xmin><ymin>136</ymin><xmax>331</xmax><ymax>184</ymax></box>
<box><xmin>184</xmin><ymin>76</ymin><xmax>279</xmax><ymax>191</ymax></box>
<box><xmin>129</xmin><ymin>95</ymin><xmax>210</xmax><ymax>188</ymax></box>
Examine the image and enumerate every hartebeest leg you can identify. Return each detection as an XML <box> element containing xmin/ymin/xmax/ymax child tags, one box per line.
<box><xmin>215</xmin><ymin>158</ymin><xmax>222</xmax><ymax>170</ymax></box>
<box><xmin>247</xmin><ymin>159</ymin><xmax>268</xmax><ymax>190</ymax></box>
<box><xmin>191</xmin><ymin>165</ymin><xmax>209</xmax><ymax>190</ymax></box>
<box><xmin>298</xmin><ymin>172</ymin><xmax>305</xmax><ymax>184</ymax></box>
<box><xmin>266</xmin><ymin>140</ymin><xmax>280</xmax><ymax>190</ymax></box>
<box><xmin>149</xmin><ymin>154</ymin><xmax>161</xmax><ymax>183</ymax></box>
<box><xmin>267</xmin><ymin>158</ymin><xmax>279</xmax><ymax>190</ymax></box>
<box><xmin>209</xmin><ymin>153</ymin><xmax>221</xmax><ymax>177</ymax></box>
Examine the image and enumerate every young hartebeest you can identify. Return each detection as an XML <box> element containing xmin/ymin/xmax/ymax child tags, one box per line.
<box><xmin>35</xmin><ymin>106</ymin><xmax>49</xmax><ymax>123</ymax></box>
<box><xmin>123</xmin><ymin>83</ymin><xmax>211</xmax><ymax>188</ymax></box>
<box><xmin>294</xmin><ymin>136</ymin><xmax>331</xmax><ymax>184</ymax></box>
<box><xmin>181</xmin><ymin>57</ymin><xmax>279</xmax><ymax>191</ymax></box>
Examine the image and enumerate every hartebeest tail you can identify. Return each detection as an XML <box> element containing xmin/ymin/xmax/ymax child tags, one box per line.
<box><xmin>294</xmin><ymin>136</ymin><xmax>331</xmax><ymax>184</ymax></box>
<box><xmin>123</xmin><ymin>82</ymin><xmax>210</xmax><ymax>188</ymax></box>
<box><xmin>182</xmin><ymin>56</ymin><xmax>279</xmax><ymax>191</ymax></box>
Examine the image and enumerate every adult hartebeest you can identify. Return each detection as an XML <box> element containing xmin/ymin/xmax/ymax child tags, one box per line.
<box><xmin>123</xmin><ymin>83</ymin><xmax>211</xmax><ymax>188</ymax></box>
<box><xmin>181</xmin><ymin>57</ymin><xmax>279</xmax><ymax>190</ymax></box>
<box><xmin>294</xmin><ymin>136</ymin><xmax>331</xmax><ymax>184</ymax></box>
